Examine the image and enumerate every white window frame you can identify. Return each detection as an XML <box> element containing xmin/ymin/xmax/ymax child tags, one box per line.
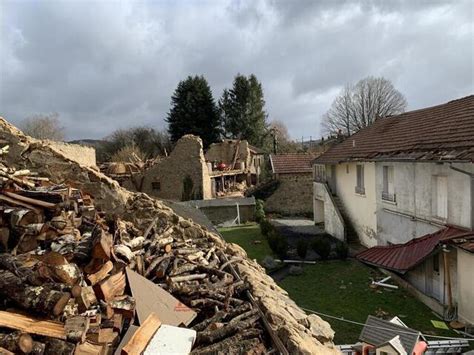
<box><xmin>382</xmin><ymin>165</ymin><xmax>396</xmax><ymax>203</ymax></box>
<box><xmin>355</xmin><ymin>164</ymin><xmax>365</xmax><ymax>195</ymax></box>
<box><xmin>433</xmin><ymin>175</ymin><xmax>448</xmax><ymax>220</ymax></box>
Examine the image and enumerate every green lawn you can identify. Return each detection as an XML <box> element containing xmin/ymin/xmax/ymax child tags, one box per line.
<box><xmin>218</xmin><ymin>224</ymin><xmax>460</xmax><ymax>345</ymax></box>
<box><xmin>279</xmin><ymin>260</ymin><xmax>458</xmax><ymax>344</ymax></box>
<box><xmin>218</xmin><ymin>223</ymin><xmax>272</xmax><ymax>263</ymax></box>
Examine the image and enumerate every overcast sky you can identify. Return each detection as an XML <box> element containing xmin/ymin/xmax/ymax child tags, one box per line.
<box><xmin>1</xmin><ymin>0</ymin><xmax>473</xmax><ymax>141</ymax></box>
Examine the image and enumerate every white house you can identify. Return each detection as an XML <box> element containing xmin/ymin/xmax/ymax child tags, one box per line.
<box><xmin>313</xmin><ymin>95</ymin><xmax>474</xmax><ymax>324</ymax></box>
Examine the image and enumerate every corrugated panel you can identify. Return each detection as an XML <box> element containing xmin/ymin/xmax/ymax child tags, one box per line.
<box><xmin>356</xmin><ymin>227</ymin><xmax>474</xmax><ymax>273</ymax></box>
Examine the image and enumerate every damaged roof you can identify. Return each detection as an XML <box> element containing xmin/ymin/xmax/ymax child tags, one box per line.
<box><xmin>315</xmin><ymin>95</ymin><xmax>474</xmax><ymax>164</ymax></box>
<box><xmin>357</xmin><ymin>227</ymin><xmax>474</xmax><ymax>273</ymax></box>
<box><xmin>270</xmin><ymin>153</ymin><xmax>315</xmax><ymax>174</ymax></box>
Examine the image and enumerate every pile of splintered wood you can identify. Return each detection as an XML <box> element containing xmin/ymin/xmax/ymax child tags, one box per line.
<box><xmin>0</xmin><ymin>150</ymin><xmax>268</xmax><ymax>354</ymax></box>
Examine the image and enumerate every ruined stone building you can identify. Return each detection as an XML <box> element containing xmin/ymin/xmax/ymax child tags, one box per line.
<box><xmin>115</xmin><ymin>136</ymin><xmax>265</xmax><ymax>201</ymax></box>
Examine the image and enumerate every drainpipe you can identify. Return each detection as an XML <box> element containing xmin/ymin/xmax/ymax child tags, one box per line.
<box><xmin>442</xmin><ymin>245</ymin><xmax>453</xmax><ymax>308</ymax></box>
<box><xmin>449</xmin><ymin>165</ymin><xmax>474</xmax><ymax>230</ymax></box>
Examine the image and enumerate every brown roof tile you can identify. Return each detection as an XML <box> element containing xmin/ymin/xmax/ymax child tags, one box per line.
<box><xmin>315</xmin><ymin>95</ymin><xmax>474</xmax><ymax>164</ymax></box>
<box><xmin>270</xmin><ymin>154</ymin><xmax>315</xmax><ymax>174</ymax></box>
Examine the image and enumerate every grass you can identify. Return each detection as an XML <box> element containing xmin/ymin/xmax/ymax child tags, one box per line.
<box><xmin>278</xmin><ymin>259</ymin><xmax>459</xmax><ymax>344</ymax></box>
<box><xmin>217</xmin><ymin>224</ymin><xmax>463</xmax><ymax>345</ymax></box>
<box><xmin>218</xmin><ymin>223</ymin><xmax>272</xmax><ymax>263</ymax></box>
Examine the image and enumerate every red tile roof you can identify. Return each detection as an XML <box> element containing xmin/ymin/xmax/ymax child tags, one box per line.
<box><xmin>356</xmin><ymin>227</ymin><xmax>474</xmax><ymax>273</ymax></box>
<box><xmin>315</xmin><ymin>95</ymin><xmax>474</xmax><ymax>164</ymax></box>
<box><xmin>270</xmin><ymin>154</ymin><xmax>315</xmax><ymax>174</ymax></box>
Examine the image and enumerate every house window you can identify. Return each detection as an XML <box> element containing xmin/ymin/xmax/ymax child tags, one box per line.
<box><xmin>151</xmin><ymin>181</ymin><xmax>161</xmax><ymax>191</ymax></box>
<box><xmin>346</xmin><ymin>164</ymin><xmax>349</xmax><ymax>174</ymax></box>
<box><xmin>355</xmin><ymin>164</ymin><xmax>365</xmax><ymax>195</ymax></box>
<box><xmin>433</xmin><ymin>176</ymin><xmax>448</xmax><ymax>219</ymax></box>
<box><xmin>382</xmin><ymin>166</ymin><xmax>396</xmax><ymax>202</ymax></box>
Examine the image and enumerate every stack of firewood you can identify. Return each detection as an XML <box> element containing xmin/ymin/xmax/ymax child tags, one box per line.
<box><xmin>0</xmin><ymin>157</ymin><xmax>268</xmax><ymax>354</ymax></box>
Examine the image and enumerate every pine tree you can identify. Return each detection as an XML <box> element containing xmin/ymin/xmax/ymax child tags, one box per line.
<box><xmin>166</xmin><ymin>76</ymin><xmax>220</xmax><ymax>147</ymax></box>
<box><xmin>219</xmin><ymin>74</ymin><xmax>268</xmax><ymax>147</ymax></box>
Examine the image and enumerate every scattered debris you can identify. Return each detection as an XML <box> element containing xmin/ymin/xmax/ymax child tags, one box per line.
<box><xmin>0</xmin><ymin>159</ymin><xmax>268</xmax><ymax>354</ymax></box>
<box><xmin>371</xmin><ymin>276</ymin><xmax>398</xmax><ymax>289</ymax></box>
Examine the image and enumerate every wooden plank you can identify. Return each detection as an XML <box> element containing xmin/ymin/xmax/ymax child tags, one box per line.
<box><xmin>3</xmin><ymin>191</ymin><xmax>56</xmax><ymax>209</ymax></box>
<box><xmin>0</xmin><ymin>195</ymin><xmax>42</xmax><ymax>214</ymax></box>
<box><xmin>121</xmin><ymin>313</ymin><xmax>161</xmax><ymax>355</ymax></box>
<box><xmin>0</xmin><ymin>310</ymin><xmax>66</xmax><ymax>339</ymax></box>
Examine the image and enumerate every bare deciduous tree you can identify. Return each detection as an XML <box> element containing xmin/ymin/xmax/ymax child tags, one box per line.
<box><xmin>322</xmin><ymin>76</ymin><xmax>407</xmax><ymax>136</ymax></box>
<box><xmin>265</xmin><ymin>120</ymin><xmax>299</xmax><ymax>153</ymax></box>
<box><xmin>21</xmin><ymin>113</ymin><xmax>65</xmax><ymax>141</ymax></box>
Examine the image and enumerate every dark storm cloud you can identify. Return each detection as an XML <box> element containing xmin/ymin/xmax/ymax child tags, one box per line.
<box><xmin>0</xmin><ymin>0</ymin><xmax>472</xmax><ymax>140</ymax></box>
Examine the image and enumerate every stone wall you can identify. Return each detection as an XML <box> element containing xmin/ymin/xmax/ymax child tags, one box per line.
<box><xmin>46</xmin><ymin>140</ymin><xmax>97</xmax><ymax>167</ymax></box>
<box><xmin>139</xmin><ymin>135</ymin><xmax>212</xmax><ymax>201</ymax></box>
<box><xmin>0</xmin><ymin>117</ymin><xmax>339</xmax><ymax>354</ymax></box>
<box><xmin>205</xmin><ymin>140</ymin><xmax>251</xmax><ymax>170</ymax></box>
<box><xmin>265</xmin><ymin>173</ymin><xmax>314</xmax><ymax>216</ymax></box>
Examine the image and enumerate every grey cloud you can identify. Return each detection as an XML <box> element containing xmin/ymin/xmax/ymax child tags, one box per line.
<box><xmin>0</xmin><ymin>0</ymin><xmax>472</xmax><ymax>141</ymax></box>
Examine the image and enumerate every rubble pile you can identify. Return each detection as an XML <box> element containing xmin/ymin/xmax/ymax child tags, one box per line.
<box><xmin>0</xmin><ymin>156</ymin><xmax>269</xmax><ymax>354</ymax></box>
<box><xmin>0</xmin><ymin>117</ymin><xmax>340</xmax><ymax>355</ymax></box>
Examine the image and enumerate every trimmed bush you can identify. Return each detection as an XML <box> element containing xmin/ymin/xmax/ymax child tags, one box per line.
<box><xmin>312</xmin><ymin>238</ymin><xmax>331</xmax><ymax>260</ymax></box>
<box><xmin>255</xmin><ymin>199</ymin><xmax>265</xmax><ymax>223</ymax></box>
<box><xmin>296</xmin><ymin>239</ymin><xmax>309</xmax><ymax>260</ymax></box>
<box><xmin>267</xmin><ymin>230</ymin><xmax>288</xmax><ymax>260</ymax></box>
<box><xmin>259</xmin><ymin>219</ymin><xmax>273</xmax><ymax>236</ymax></box>
<box><xmin>335</xmin><ymin>241</ymin><xmax>349</xmax><ymax>260</ymax></box>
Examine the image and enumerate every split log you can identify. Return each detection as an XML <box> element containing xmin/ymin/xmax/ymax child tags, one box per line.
<box><xmin>0</xmin><ymin>311</ymin><xmax>66</xmax><ymax>339</ymax></box>
<box><xmin>94</xmin><ymin>271</ymin><xmax>126</xmax><ymax>302</ymax></box>
<box><xmin>65</xmin><ymin>316</ymin><xmax>89</xmax><ymax>343</ymax></box>
<box><xmin>113</xmin><ymin>245</ymin><xmax>134</xmax><ymax>263</ymax></box>
<box><xmin>144</xmin><ymin>255</ymin><xmax>168</xmax><ymax>278</ymax></box>
<box><xmin>30</xmin><ymin>341</ymin><xmax>46</xmax><ymax>355</ymax></box>
<box><xmin>0</xmin><ymin>253</ymin><xmax>43</xmax><ymax>285</ymax></box>
<box><xmin>0</xmin><ymin>270</ymin><xmax>71</xmax><ymax>316</ymax></box>
<box><xmin>121</xmin><ymin>313</ymin><xmax>161</xmax><ymax>355</ymax></box>
<box><xmin>73</xmin><ymin>341</ymin><xmax>103</xmax><ymax>355</ymax></box>
<box><xmin>43</xmin><ymin>338</ymin><xmax>75</xmax><ymax>355</ymax></box>
<box><xmin>108</xmin><ymin>295</ymin><xmax>135</xmax><ymax>318</ymax></box>
<box><xmin>76</xmin><ymin>286</ymin><xmax>98</xmax><ymax>313</ymax></box>
<box><xmin>86</xmin><ymin>260</ymin><xmax>113</xmax><ymax>285</ymax></box>
<box><xmin>169</xmin><ymin>263</ymin><xmax>197</xmax><ymax>277</ymax></box>
<box><xmin>91</xmin><ymin>229</ymin><xmax>113</xmax><ymax>260</ymax></box>
<box><xmin>191</xmin><ymin>329</ymin><xmax>262</xmax><ymax>355</ymax></box>
<box><xmin>196</xmin><ymin>314</ymin><xmax>260</xmax><ymax>345</ymax></box>
<box><xmin>0</xmin><ymin>331</ymin><xmax>33</xmax><ymax>354</ymax></box>
<box><xmin>168</xmin><ymin>273</ymin><xmax>207</xmax><ymax>283</ymax></box>
<box><xmin>155</xmin><ymin>257</ymin><xmax>172</xmax><ymax>279</ymax></box>
<box><xmin>192</xmin><ymin>311</ymin><xmax>225</xmax><ymax>332</ymax></box>
<box><xmin>0</xmin><ymin>347</ymin><xmax>14</xmax><ymax>355</ymax></box>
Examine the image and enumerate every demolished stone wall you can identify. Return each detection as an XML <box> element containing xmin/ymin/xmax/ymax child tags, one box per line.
<box><xmin>138</xmin><ymin>135</ymin><xmax>212</xmax><ymax>201</ymax></box>
<box><xmin>45</xmin><ymin>140</ymin><xmax>97</xmax><ymax>167</ymax></box>
<box><xmin>205</xmin><ymin>140</ymin><xmax>252</xmax><ymax>171</ymax></box>
<box><xmin>0</xmin><ymin>117</ymin><xmax>340</xmax><ymax>354</ymax></box>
